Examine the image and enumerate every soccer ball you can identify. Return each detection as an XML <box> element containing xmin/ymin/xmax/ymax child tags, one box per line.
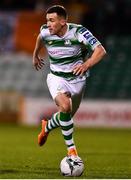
<box><xmin>60</xmin><ymin>156</ymin><xmax>84</xmax><ymax>177</ymax></box>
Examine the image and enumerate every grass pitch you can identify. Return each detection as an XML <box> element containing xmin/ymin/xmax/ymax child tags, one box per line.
<box><xmin>0</xmin><ymin>123</ymin><xmax>131</xmax><ymax>179</ymax></box>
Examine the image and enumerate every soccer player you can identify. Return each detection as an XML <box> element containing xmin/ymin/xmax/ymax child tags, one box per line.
<box><xmin>33</xmin><ymin>5</ymin><xmax>106</xmax><ymax>157</ymax></box>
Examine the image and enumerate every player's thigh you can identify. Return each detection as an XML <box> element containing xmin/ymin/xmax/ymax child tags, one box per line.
<box><xmin>71</xmin><ymin>93</ymin><xmax>83</xmax><ymax>116</ymax></box>
<box><xmin>70</xmin><ymin>80</ymin><xmax>86</xmax><ymax>116</ymax></box>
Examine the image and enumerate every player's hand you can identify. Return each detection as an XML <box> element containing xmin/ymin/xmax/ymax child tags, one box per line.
<box><xmin>33</xmin><ymin>57</ymin><xmax>45</xmax><ymax>71</ymax></box>
<box><xmin>72</xmin><ymin>63</ymin><xmax>89</xmax><ymax>76</ymax></box>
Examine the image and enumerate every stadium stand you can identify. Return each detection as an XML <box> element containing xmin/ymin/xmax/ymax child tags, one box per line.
<box><xmin>84</xmin><ymin>36</ymin><xmax>131</xmax><ymax>99</ymax></box>
<box><xmin>0</xmin><ymin>36</ymin><xmax>130</xmax><ymax>99</ymax></box>
<box><xmin>0</xmin><ymin>52</ymin><xmax>50</xmax><ymax>97</ymax></box>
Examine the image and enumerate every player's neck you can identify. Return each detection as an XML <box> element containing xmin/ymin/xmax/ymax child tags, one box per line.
<box><xmin>57</xmin><ymin>24</ymin><xmax>68</xmax><ymax>37</ymax></box>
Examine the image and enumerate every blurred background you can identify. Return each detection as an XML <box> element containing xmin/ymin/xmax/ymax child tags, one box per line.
<box><xmin>0</xmin><ymin>0</ymin><xmax>131</xmax><ymax>127</ymax></box>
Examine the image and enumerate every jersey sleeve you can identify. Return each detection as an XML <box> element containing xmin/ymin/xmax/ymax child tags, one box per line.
<box><xmin>40</xmin><ymin>24</ymin><xmax>48</xmax><ymax>40</ymax></box>
<box><xmin>76</xmin><ymin>26</ymin><xmax>101</xmax><ymax>50</ymax></box>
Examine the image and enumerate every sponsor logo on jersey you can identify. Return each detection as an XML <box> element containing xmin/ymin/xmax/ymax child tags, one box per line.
<box><xmin>48</xmin><ymin>49</ymin><xmax>75</xmax><ymax>56</ymax></box>
<box><xmin>83</xmin><ymin>32</ymin><xmax>92</xmax><ymax>40</ymax></box>
<box><xmin>64</xmin><ymin>39</ymin><xmax>71</xmax><ymax>45</ymax></box>
<box><xmin>89</xmin><ymin>38</ymin><xmax>97</xmax><ymax>45</ymax></box>
<box><xmin>79</xmin><ymin>27</ymin><xmax>87</xmax><ymax>34</ymax></box>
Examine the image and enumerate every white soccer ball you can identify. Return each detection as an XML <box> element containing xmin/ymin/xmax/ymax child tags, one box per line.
<box><xmin>60</xmin><ymin>156</ymin><xmax>84</xmax><ymax>177</ymax></box>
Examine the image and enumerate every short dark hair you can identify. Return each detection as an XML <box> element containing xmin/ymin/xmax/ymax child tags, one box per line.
<box><xmin>46</xmin><ymin>5</ymin><xmax>67</xmax><ymax>19</ymax></box>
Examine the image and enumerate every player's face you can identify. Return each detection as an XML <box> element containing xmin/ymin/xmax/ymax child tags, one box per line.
<box><xmin>46</xmin><ymin>13</ymin><xmax>66</xmax><ymax>35</ymax></box>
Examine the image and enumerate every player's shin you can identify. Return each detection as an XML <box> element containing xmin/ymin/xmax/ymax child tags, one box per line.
<box><xmin>45</xmin><ymin>112</ymin><xmax>60</xmax><ymax>132</ymax></box>
<box><xmin>59</xmin><ymin>112</ymin><xmax>78</xmax><ymax>156</ymax></box>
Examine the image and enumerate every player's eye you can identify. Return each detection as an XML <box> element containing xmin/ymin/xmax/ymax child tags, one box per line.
<box><xmin>50</xmin><ymin>19</ymin><xmax>55</xmax><ymax>22</ymax></box>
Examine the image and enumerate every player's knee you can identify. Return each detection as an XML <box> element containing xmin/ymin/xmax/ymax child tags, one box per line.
<box><xmin>62</xmin><ymin>103</ymin><xmax>71</xmax><ymax>113</ymax></box>
<box><xmin>60</xmin><ymin>100</ymin><xmax>71</xmax><ymax>113</ymax></box>
<box><xmin>55</xmin><ymin>93</ymin><xmax>72</xmax><ymax>113</ymax></box>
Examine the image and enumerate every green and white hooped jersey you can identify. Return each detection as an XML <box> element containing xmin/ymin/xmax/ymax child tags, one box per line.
<box><xmin>40</xmin><ymin>23</ymin><xmax>101</xmax><ymax>80</ymax></box>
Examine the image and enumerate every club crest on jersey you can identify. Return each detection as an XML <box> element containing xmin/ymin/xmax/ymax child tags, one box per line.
<box><xmin>48</xmin><ymin>41</ymin><xmax>53</xmax><ymax>45</ymax></box>
<box><xmin>64</xmin><ymin>39</ymin><xmax>71</xmax><ymax>45</ymax></box>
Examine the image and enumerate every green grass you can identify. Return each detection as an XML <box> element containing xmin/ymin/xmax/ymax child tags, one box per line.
<box><xmin>0</xmin><ymin>123</ymin><xmax>131</xmax><ymax>179</ymax></box>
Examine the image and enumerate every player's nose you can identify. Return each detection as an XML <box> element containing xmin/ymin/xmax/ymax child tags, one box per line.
<box><xmin>47</xmin><ymin>21</ymin><xmax>51</xmax><ymax>28</ymax></box>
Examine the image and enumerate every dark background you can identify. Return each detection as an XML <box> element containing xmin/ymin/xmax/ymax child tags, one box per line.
<box><xmin>0</xmin><ymin>0</ymin><xmax>131</xmax><ymax>99</ymax></box>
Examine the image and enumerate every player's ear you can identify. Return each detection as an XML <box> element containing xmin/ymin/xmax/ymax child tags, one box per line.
<box><xmin>60</xmin><ymin>18</ymin><xmax>66</xmax><ymax>26</ymax></box>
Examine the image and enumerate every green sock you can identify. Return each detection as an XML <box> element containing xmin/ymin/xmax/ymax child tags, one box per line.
<box><xmin>45</xmin><ymin>112</ymin><xmax>60</xmax><ymax>132</ymax></box>
<box><xmin>59</xmin><ymin>112</ymin><xmax>76</xmax><ymax>150</ymax></box>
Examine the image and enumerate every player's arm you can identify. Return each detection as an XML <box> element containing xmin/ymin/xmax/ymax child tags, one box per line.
<box><xmin>85</xmin><ymin>44</ymin><xmax>106</xmax><ymax>68</ymax></box>
<box><xmin>73</xmin><ymin>44</ymin><xmax>106</xmax><ymax>75</ymax></box>
<box><xmin>73</xmin><ymin>27</ymin><xmax>106</xmax><ymax>75</ymax></box>
<box><xmin>33</xmin><ymin>34</ymin><xmax>45</xmax><ymax>71</ymax></box>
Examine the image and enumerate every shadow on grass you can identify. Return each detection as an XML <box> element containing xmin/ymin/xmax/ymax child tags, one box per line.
<box><xmin>0</xmin><ymin>169</ymin><xmax>18</xmax><ymax>174</ymax></box>
<box><xmin>0</xmin><ymin>167</ymin><xmax>60</xmax><ymax>178</ymax></box>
